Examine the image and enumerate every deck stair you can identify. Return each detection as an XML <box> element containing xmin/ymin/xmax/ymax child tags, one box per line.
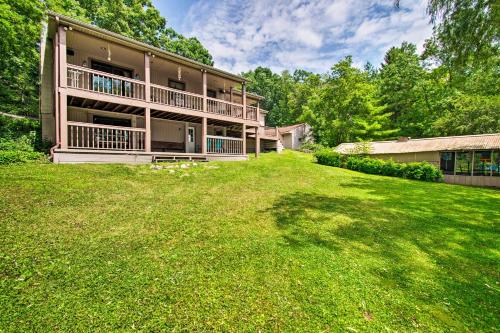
<box><xmin>152</xmin><ymin>154</ymin><xmax>208</xmax><ymax>163</ymax></box>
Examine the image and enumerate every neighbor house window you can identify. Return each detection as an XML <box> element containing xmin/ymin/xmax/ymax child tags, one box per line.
<box><xmin>455</xmin><ymin>152</ymin><xmax>472</xmax><ymax>175</ymax></box>
<box><xmin>492</xmin><ymin>151</ymin><xmax>500</xmax><ymax>177</ymax></box>
<box><xmin>473</xmin><ymin>150</ymin><xmax>493</xmax><ymax>176</ymax></box>
<box><xmin>440</xmin><ymin>152</ymin><xmax>455</xmax><ymax>175</ymax></box>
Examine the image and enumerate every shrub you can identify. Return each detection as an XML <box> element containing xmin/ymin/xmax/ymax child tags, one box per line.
<box><xmin>299</xmin><ymin>142</ymin><xmax>325</xmax><ymax>153</ymax></box>
<box><xmin>314</xmin><ymin>149</ymin><xmax>343</xmax><ymax>167</ymax></box>
<box><xmin>0</xmin><ymin>150</ymin><xmax>47</xmax><ymax>165</ymax></box>
<box><xmin>343</xmin><ymin>156</ymin><xmax>442</xmax><ymax>182</ymax></box>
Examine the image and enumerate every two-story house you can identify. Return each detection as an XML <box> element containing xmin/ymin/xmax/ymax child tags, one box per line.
<box><xmin>40</xmin><ymin>12</ymin><xmax>281</xmax><ymax>163</ymax></box>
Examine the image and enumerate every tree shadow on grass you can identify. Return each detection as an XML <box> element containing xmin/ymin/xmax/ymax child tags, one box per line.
<box><xmin>267</xmin><ymin>178</ymin><xmax>500</xmax><ymax>328</ymax></box>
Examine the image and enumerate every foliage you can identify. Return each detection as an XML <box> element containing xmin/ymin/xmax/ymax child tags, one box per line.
<box><xmin>0</xmin><ymin>0</ymin><xmax>213</xmax><ymax>120</ymax></box>
<box><xmin>344</xmin><ymin>156</ymin><xmax>443</xmax><ymax>182</ymax></box>
<box><xmin>0</xmin><ymin>150</ymin><xmax>46</xmax><ymax>165</ymax></box>
<box><xmin>313</xmin><ymin>148</ymin><xmax>343</xmax><ymax>167</ymax></box>
<box><xmin>298</xmin><ymin>142</ymin><xmax>324</xmax><ymax>153</ymax></box>
<box><xmin>1</xmin><ymin>151</ymin><xmax>498</xmax><ymax>331</ymax></box>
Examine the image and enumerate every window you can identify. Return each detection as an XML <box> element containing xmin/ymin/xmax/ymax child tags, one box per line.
<box><xmin>493</xmin><ymin>151</ymin><xmax>500</xmax><ymax>177</ymax></box>
<box><xmin>439</xmin><ymin>152</ymin><xmax>455</xmax><ymax>175</ymax></box>
<box><xmin>473</xmin><ymin>150</ymin><xmax>493</xmax><ymax>176</ymax></box>
<box><xmin>168</xmin><ymin>79</ymin><xmax>186</xmax><ymax>91</ymax></box>
<box><xmin>455</xmin><ymin>152</ymin><xmax>472</xmax><ymax>175</ymax></box>
<box><xmin>93</xmin><ymin>116</ymin><xmax>131</xmax><ymax>127</ymax></box>
<box><xmin>188</xmin><ymin>128</ymin><xmax>194</xmax><ymax>143</ymax></box>
<box><xmin>207</xmin><ymin>89</ymin><xmax>217</xmax><ymax>98</ymax></box>
<box><xmin>91</xmin><ymin>60</ymin><xmax>134</xmax><ymax>97</ymax></box>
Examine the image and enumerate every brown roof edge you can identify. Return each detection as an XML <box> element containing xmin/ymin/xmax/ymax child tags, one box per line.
<box><xmin>47</xmin><ymin>11</ymin><xmax>247</xmax><ymax>83</ymax></box>
<box><xmin>278</xmin><ymin>123</ymin><xmax>307</xmax><ymax>134</ymax></box>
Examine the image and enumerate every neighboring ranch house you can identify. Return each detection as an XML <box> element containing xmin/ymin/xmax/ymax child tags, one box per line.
<box><xmin>336</xmin><ymin>134</ymin><xmax>500</xmax><ymax>187</ymax></box>
<box><xmin>278</xmin><ymin>123</ymin><xmax>313</xmax><ymax>150</ymax></box>
<box><xmin>40</xmin><ymin>12</ymin><xmax>283</xmax><ymax>163</ymax></box>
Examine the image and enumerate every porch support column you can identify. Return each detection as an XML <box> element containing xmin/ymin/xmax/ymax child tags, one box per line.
<box><xmin>144</xmin><ymin>52</ymin><xmax>151</xmax><ymax>102</ymax></box>
<box><xmin>145</xmin><ymin>108</ymin><xmax>151</xmax><ymax>152</ymax></box>
<box><xmin>242</xmin><ymin>124</ymin><xmax>246</xmax><ymax>155</ymax></box>
<box><xmin>242</xmin><ymin>82</ymin><xmax>247</xmax><ymax>119</ymax></box>
<box><xmin>59</xmin><ymin>92</ymin><xmax>68</xmax><ymax>149</ymax></box>
<box><xmin>144</xmin><ymin>52</ymin><xmax>151</xmax><ymax>152</ymax></box>
<box><xmin>229</xmin><ymin>87</ymin><xmax>233</xmax><ymax>103</ymax></box>
<box><xmin>202</xmin><ymin>117</ymin><xmax>207</xmax><ymax>154</ymax></box>
<box><xmin>255</xmin><ymin>126</ymin><xmax>260</xmax><ymax>158</ymax></box>
<box><xmin>256</xmin><ymin>101</ymin><xmax>260</xmax><ymax>123</ymax></box>
<box><xmin>202</xmin><ymin>70</ymin><xmax>207</xmax><ymax>112</ymax></box>
<box><xmin>58</xmin><ymin>25</ymin><xmax>68</xmax><ymax>148</ymax></box>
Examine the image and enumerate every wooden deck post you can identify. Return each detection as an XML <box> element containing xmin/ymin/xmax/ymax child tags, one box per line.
<box><xmin>242</xmin><ymin>82</ymin><xmax>247</xmax><ymax>119</ymax></box>
<box><xmin>202</xmin><ymin>117</ymin><xmax>207</xmax><ymax>154</ymax></box>
<box><xmin>229</xmin><ymin>87</ymin><xmax>233</xmax><ymax>103</ymax></box>
<box><xmin>58</xmin><ymin>26</ymin><xmax>67</xmax><ymax>88</ymax></box>
<box><xmin>144</xmin><ymin>52</ymin><xmax>151</xmax><ymax>152</ymax></box>
<box><xmin>145</xmin><ymin>108</ymin><xmax>151</xmax><ymax>152</ymax></box>
<box><xmin>202</xmin><ymin>69</ymin><xmax>207</xmax><ymax>112</ymax></box>
<box><xmin>256</xmin><ymin>101</ymin><xmax>260</xmax><ymax>123</ymax></box>
<box><xmin>59</xmin><ymin>92</ymin><xmax>68</xmax><ymax>149</ymax></box>
<box><xmin>255</xmin><ymin>126</ymin><xmax>260</xmax><ymax>158</ymax></box>
<box><xmin>242</xmin><ymin>124</ymin><xmax>246</xmax><ymax>155</ymax></box>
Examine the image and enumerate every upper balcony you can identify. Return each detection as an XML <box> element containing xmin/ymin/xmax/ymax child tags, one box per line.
<box><xmin>62</xmin><ymin>29</ymin><xmax>261</xmax><ymax>123</ymax></box>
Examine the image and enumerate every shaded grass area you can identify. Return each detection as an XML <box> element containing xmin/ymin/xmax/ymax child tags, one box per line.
<box><xmin>1</xmin><ymin>151</ymin><xmax>499</xmax><ymax>332</ymax></box>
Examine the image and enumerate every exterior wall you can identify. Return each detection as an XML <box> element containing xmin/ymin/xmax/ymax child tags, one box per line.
<box><xmin>40</xmin><ymin>34</ymin><xmax>55</xmax><ymax>143</ymax></box>
<box><xmin>444</xmin><ymin>175</ymin><xmax>500</xmax><ymax>187</ymax></box>
<box><xmin>53</xmin><ymin>151</ymin><xmax>153</xmax><ymax>164</ymax></box>
<box><xmin>281</xmin><ymin>133</ymin><xmax>293</xmax><ymax>149</ymax></box>
<box><xmin>373</xmin><ymin>152</ymin><xmax>441</xmax><ymax>167</ymax></box>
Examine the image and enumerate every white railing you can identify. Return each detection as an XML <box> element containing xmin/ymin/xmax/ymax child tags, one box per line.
<box><xmin>68</xmin><ymin>121</ymin><xmax>146</xmax><ymax>151</ymax></box>
<box><xmin>246</xmin><ymin>105</ymin><xmax>258</xmax><ymax>121</ymax></box>
<box><xmin>206</xmin><ymin>135</ymin><xmax>243</xmax><ymax>155</ymax></box>
<box><xmin>150</xmin><ymin>84</ymin><xmax>203</xmax><ymax>111</ymax></box>
<box><xmin>207</xmin><ymin>98</ymin><xmax>243</xmax><ymax>118</ymax></box>
<box><xmin>67</xmin><ymin>64</ymin><xmax>146</xmax><ymax>100</ymax></box>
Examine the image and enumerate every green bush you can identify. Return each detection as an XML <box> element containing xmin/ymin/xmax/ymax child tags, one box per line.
<box><xmin>344</xmin><ymin>156</ymin><xmax>442</xmax><ymax>182</ymax></box>
<box><xmin>0</xmin><ymin>150</ymin><xmax>47</xmax><ymax>165</ymax></box>
<box><xmin>299</xmin><ymin>142</ymin><xmax>324</xmax><ymax>153</ymax></box>
<box><xmin>314</xmin><ymin>149</ymin><xmax>343</xmax><ymax>167</ymax></box>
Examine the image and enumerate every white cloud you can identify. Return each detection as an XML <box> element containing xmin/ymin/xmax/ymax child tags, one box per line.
<box><xmin>184</xmin><ymin>0</ymin><xmax>433</xmax><ymax>74</ymax></box>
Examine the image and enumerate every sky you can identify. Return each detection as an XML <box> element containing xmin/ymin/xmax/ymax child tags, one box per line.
<box><xmin>152</xmin><ymin>0</ymin><xmax>433</xmax><ymax>74</ymax></box>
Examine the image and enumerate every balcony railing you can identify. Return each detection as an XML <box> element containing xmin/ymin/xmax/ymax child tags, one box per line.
<box><xmin>207</xmin><ymin>98</ymin><xmax>243</xmax><ymax>118</ymax></box>
<box><xmin>67</xmin><ymin>64</ymin><xmax>146</xmax><ymax>100</ymax></box>
<box><xmin>206</xmin><ymin>135</ymin><xmax>243</xmax><ymax>155</ymax></box>
<box><xmin>68</xmin><ymin>121</ymin><xmax>146</xmax><ymax>151</ymax></box>
<box><xmin>262</xmin><ymin>126</ymin><xmax>278</xmax><ymax>138</ymax></box>
<box><xmin>246</xmin><ymin>105</ymin><xmax>258</xmax><ymax>121</ymax></box>
<box><xmin>150</xmin><ymin>84</ymin><xmax>203</xmax><ymax>111</ymax></box>
<box><xmin>66</xmin><ymin>66</ymin><xmax>260</xmax><ymax>121</ymax></box>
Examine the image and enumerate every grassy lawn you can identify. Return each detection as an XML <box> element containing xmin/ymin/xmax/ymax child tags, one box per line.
<box><xmin>1</xmin><ymin>151</ymin><xmax>499</xmax><ymax>332</ymax></box>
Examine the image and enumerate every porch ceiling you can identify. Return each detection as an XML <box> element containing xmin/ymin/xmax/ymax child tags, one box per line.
<box><xmin>68</xmin><ymin>96</ymin><xmax>144</xmax><ymax>115</ymax></box>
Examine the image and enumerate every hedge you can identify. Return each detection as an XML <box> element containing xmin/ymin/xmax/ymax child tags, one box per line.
<box><xmin>314</xmin><ymin>149</ymin><xmax>343</xmax><ymax>167</ymax></box>
<box><xmin>315</xmin><ymin>150</ymin><xmax>443</xmax><ymax>182</ymax></box>
<box><xmin>0</xmin><ymin>150</ymin><xmax>47</xmax><ymax>165</ymax></box>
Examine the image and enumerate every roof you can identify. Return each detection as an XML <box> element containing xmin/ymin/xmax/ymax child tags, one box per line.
<box><xmin>335</xmin><ymin>133</ymin><xmax>500</xmax><ymax>154</ymax></box>
<box><xmin>46</xmin><ymin>11</ymin><xmax>246</xmax><ymax>83</ymax></box>
<box><xmin>278</xmin><ymin>123</ymin><xmax>307</xmax><ymax>134</ymax></box>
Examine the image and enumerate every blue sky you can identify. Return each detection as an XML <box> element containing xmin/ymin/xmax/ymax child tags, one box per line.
<box><xmin>152</xmin><ymin>0</ymin><xmax>433</xmax><ymax>74</ymax></box>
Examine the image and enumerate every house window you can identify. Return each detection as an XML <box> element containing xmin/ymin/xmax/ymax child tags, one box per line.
<box><xmin>91</xmin><ymin>60</ymin><xmax>134</xmax><ymax>97</ymax></box>
<box><xmin>168</xmin><ymin>79</ymin><xmax>186</xmax><ymax>91</ymax></box>
<box><xmin>439</xmin><ymin>152</ymin><xmax>455</xmax><ymax>175</ymax></box>
<box><xmin>93</xmin><ymin>116</ymin><xmax>131</xmax><ymax>127</ymax></box>
<box><xmin>492</xmin><ymin>151</ymin><xmax>500</xmax><ymax>177</ymax></box>
<box><xmin>207</xmin><ymin>89</ymin><xmax>217</xmax><ymax>98</ymax></box>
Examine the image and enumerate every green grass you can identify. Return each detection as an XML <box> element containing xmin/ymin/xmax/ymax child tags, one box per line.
<box><xmin>1</xmin><ymin>151</ymin><xmax>499</xmax><ymax>332</ymax></box>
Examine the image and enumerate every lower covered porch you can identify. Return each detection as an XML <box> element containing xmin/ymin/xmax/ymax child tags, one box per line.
<box><xmin>55</xmin><ymin>103</ymin><xmax>258</xmax><ymax>163</ymax></box>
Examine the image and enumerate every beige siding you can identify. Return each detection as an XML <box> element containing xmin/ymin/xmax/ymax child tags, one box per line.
<box><xmin>40</xmin><ymin>36</ymin><xmax>55</xmax><ymax>143</ymax></box>
<box><xmin>372</xmin><ymin>152</ymin><xmax>440</xmax><ymax>167</ymax></box>
<box><xmin>444</xmin><ymin>175</ymin><xmax>500</xmax><ymax>187</ymax></box>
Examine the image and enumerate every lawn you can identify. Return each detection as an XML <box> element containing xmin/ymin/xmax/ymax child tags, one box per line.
<box><xmin>1</xmin><ymin>151</ymin><xmax>499</xmax><ymax>332</ymax></box>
